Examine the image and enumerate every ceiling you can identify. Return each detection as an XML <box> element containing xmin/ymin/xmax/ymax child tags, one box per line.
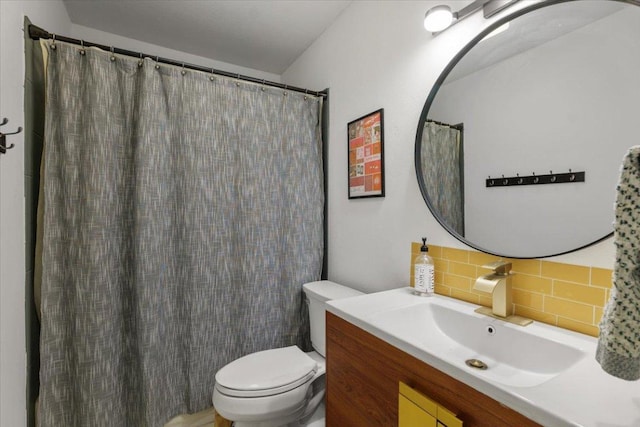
<box><xmin>63</xmin><ymin>0</ymin><xmax>352</xmax><ymax>74</ymax></box>
<box><xmin>445</xmin><ymin>0</ymin><xmax>625</xmax><ymax>83</ymax></box>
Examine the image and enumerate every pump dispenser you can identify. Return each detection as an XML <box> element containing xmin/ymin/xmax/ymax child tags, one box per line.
<box><xmin>413</xmin><ymin>237</ymin><xmax>434</xmax><ymax>296</ymax></box>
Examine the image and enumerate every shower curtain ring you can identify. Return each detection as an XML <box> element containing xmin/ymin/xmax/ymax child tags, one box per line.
<box><xmin>138</xmin><ymin>53</ymin><xmax>144</xmax><ymax>67</ymax></box>
<box><xmin>181</xmin><ymin>62</ymin><xmax>186</xmax><ymax>76</ymax></box>
<box><xmin>261</xmin><ymin>79</ymin><xmax>266</xmax><ymax>91</ymax></box>
<box><xmin>110</xmin><ymin>46</ymin><xmax>116</xmax><ymax>62</ymax></box>
<box><xmin>304</xmin><ymin>89</ymin><xmax>308</xmax><ymax>100</ymax></box>
<box><xmin>79</xmin><ymin>40</ymin><xmax>86</xmax><ymax>55</ymax></box>
<box><xmin>51</xmin><ymin>34</ymin><xmax>56</xmax><ymax>50</ymax></box>
<box><xmin>209</xmin><ymin>68</ymin><xmax>215</xmax><ymax>81</ymax></box>
<box><xmin>155</xmin><ymin>56</ymin><xmax>160</xmax><ymax>70</ymax></box>
<box><xmin>283</xmin><ymin>85</ymin><xmax>288</xmax><ymax>96</ymax></box>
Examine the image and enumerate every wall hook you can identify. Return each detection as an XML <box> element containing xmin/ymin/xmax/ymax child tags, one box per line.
<box><xmin>485</xmin><ymin>169</ymin><xmax>585</xmax><ymax>188</ymax></box>
<box><xmin>0</xmin><ymin>118</ymin><xmax>23</xmax><ymax>154</ymax></box>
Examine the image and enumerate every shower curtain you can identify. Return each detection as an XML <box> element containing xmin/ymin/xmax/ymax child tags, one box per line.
<box><xmin>421</xmin><ymin>121</ymin><xmax>464</xmax><ymax>236</ymax></box>
<box><xmin>38</xmin><ymin>41</ymin><xmax>324</xmax><ymax>427</ymax></box>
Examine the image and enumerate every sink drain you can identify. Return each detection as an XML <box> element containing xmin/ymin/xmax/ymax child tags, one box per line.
<box><xmin>465</xmin><ymin>359</ymin><xmax>488</xmax><ymax>370</ymax></box>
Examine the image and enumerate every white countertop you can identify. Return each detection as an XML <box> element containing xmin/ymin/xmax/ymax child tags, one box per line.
<box><xmin>327</xmin><ymin>287</ymin><xmax>640</xmax><ymax>427</ymax></box>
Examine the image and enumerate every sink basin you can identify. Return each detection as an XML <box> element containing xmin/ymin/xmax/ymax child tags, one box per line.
<box><xmin>367</xmin><ymin>298</ymin><xmax>587</xmax><ymax>388</ymax></box>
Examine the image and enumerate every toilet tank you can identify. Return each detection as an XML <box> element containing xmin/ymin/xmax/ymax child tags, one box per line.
<box><xmin>302</xmin><ymin>280</ymin><xmax>363</xmax><ymax>357</ymax></box>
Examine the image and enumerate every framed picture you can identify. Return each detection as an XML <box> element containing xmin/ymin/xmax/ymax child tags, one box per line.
<box><xmin>347</xmin><ymin>109</ymin><xmax>385</xmax><ymax>199</ymax></box>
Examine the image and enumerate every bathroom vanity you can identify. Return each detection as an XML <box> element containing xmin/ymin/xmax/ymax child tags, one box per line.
<box><xmin>325</xmin><ymin>288</ymin><xmax>640</xmax><ymax>427</ymax></box>
<box><xmin>326</xmin><ymin>312</ymin><xmax>538</xmax><ymax>426</ymax></box>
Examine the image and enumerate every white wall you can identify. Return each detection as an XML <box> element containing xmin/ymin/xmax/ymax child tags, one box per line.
<box><xmin>283</xmin><ymin>0</ymin><xmax>616</xmax><ymax>294</ymax></box>
<box><xmin>0</xmin><ymin>2</ymin><xmax>71</xmax><ymax>425</ymax></box>
<box><xmin>70</xmin><ymin>24</ymin><xmax>282</xmax><ymax>83</ymax></box>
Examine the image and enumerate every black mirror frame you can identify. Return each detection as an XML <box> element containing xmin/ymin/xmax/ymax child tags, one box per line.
<box><xmin>414</xmin><ymin>0</ymin><xmax>639</xmax><ymax>259</ymax></box>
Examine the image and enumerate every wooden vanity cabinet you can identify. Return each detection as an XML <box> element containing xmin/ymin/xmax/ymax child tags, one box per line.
<box><xmin>326</xmin><ymin>312</ymin><xmax>542</xmax><ymax>427</ymax></box>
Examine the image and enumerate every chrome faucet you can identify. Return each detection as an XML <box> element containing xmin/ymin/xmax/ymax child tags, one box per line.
<box><xmin>472</xmin><ymin>261</ymin><xmax>532</xmax><ymax>326</ymax></box>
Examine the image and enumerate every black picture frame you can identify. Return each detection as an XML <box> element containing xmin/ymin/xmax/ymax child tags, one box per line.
<box><xmin>347</xmin><ymin>108</ymin><xmax>385</xmax><ymax>199</ymax></box>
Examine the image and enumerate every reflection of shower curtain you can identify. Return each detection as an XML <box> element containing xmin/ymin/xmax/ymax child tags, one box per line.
<box><xmin>421</xmin><ymin>121</ymin><xmax>464</xmax><ymax>235</ymax></box>
<box><xmin>38</xmin><ymin>41</ymin><xmax>324</xmax><ymax>426</ymax></box>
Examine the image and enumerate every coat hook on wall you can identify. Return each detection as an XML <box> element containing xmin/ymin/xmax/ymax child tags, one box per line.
<box><xmin>486</xmin><ymin>169</ymin><xmax>585</xmax><ymax>187</ymax></box>
<box><xmin>0</xmin><ymin>118</ymin><xmax>23</xmax><ymax>155</ymax></box>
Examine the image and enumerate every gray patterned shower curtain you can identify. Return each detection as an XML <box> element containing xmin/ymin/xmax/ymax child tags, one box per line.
<box><xmin>421</xmin><ymin>121</ymin><xmax>464</xmax><ymax>236</ymax></box>
<box><xmin>38</xmin><ymin>41</ymin><xmax>324</xmax><ymax>426</ymax></box>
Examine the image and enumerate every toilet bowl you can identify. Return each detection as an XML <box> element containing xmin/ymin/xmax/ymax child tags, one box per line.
<box><xmin>212</xmin><ymin>281</ymin><xmax>363</xmax><ymax>427</ymax></box>
<box><xmin>213</xmin><ymin>347</ymin><xmax>325</xmax><ymax>427</ymax></box>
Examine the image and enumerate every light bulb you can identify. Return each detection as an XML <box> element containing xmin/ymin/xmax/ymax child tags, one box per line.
<box><xmin>424</xmin><ymin>5</ymin><xmax>454</xmax><ymax>32</ymax></box>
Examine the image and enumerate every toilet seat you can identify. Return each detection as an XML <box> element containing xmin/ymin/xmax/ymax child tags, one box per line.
<box><xmin>215</xmin><ymin>346</ymin><xmax>318</xmax><ymax>398</ymax></box>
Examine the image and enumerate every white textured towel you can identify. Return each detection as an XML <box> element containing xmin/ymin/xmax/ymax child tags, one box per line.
<box><xmin>596</xmin><ymin>146</ymin><xmax>640</xmax><ymax>380</ymax></box>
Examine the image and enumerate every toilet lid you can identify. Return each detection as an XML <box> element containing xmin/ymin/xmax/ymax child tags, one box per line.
<box><xmin>215</xmin><ymin>346</ymin><xmax>318</xmax><ymax>398</ymax></box>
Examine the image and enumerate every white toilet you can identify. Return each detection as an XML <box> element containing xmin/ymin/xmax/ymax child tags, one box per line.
<box><xmin>212</xmin><ymin>280</ymin><xmax>363</xmax><ymax>427</ymax></box>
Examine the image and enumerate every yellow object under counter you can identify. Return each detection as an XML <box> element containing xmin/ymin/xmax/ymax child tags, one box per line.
<box><xmin>399</xmin><ymin>382</ymin><xmax>463</xmax><ymax>427</ymax></box>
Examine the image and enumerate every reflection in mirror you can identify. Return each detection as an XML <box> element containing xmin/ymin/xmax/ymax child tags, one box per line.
<box><xmin>416</xmin><ymin>0</ymin><xmax>640</xmax><ymax>258</ymax></box>
<box><xmin>421</xmin><ymin>121</ymin><xmax>464</xmax><ymax>235</ymax></box>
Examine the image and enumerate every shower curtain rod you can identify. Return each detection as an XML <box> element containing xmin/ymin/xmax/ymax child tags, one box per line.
<box><xmin>426</xmin><ymin>119</ymin><xmax>463</xmax><ymax>130</ymax></box>
<box><xmin>27</xmin><ymin>24</ymin><xmax>327</xmax><ymax>98</ymax></box>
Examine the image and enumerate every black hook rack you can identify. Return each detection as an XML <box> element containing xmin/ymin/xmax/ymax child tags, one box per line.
<box><xmin>0</xmin><ymin>118</ymin><xmax>23</xmax><ymax>154</ymax></box>
<box><xmin>486</xmin><ymin>170</ymin><xmax>585</xmax><ymax>187</ymax></box>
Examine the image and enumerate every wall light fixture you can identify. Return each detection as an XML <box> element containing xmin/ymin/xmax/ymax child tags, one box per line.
<box><xmin>424</xmin><ymin>0</ymin><xmax>519</xmax><ymax>33</ymax></box>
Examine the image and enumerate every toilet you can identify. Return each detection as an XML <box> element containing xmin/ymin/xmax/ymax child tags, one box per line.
<box><xmin>212</xmin><ymin>280</ymin><xmax>363</xmax><ymax>427</ymax></box>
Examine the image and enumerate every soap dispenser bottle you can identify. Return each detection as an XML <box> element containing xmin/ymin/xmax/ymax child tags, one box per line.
<box><xmin>413</xmin><ymin>237</ymin><xmax>434</xmax><ymax>296</ymax></box>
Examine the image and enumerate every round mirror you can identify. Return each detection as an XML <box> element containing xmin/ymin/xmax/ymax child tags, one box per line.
<box><xmin>415</xmin><ymin>0</ymin><xmax>640</xmax><ymax>258</ymax></box>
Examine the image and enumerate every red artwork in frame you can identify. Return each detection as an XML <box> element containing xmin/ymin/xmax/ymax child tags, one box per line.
<box><xmin>347</xmin><ymin>109</ymin><xmax>385</xmax><ymax>199</ymax></box>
